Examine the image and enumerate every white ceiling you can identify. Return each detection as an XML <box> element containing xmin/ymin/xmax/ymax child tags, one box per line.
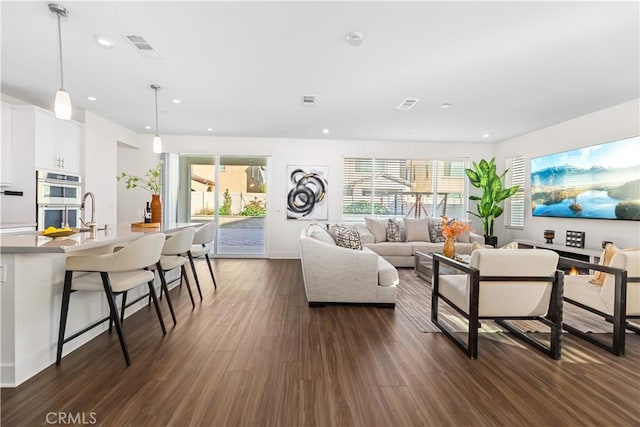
<box><xmin>2</xmin><ymin>1</ymin><xmax>638</xmax><ymax>143</ymax></box>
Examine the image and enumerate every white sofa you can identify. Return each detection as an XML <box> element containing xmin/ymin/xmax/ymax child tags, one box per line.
<box><xmin>299</xmin><ymin>224</ymin><xmax>398</xmax><ymax>307</ymax></box>
<box><xmin>352</xmin><ymin>222</ymin><xmax>486</xmax><ymax>268</ymax></box>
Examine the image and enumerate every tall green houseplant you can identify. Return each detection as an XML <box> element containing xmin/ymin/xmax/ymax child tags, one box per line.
<box><xmin>465</xmin><ymin>158</ymin><xmax>519</xmax><ymax>240</ymax></box>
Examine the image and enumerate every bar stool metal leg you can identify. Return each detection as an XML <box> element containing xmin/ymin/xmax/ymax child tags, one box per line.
<box><xmin>147</xmin><ymin>280</ymin><xmax>167</xmax><ymax>335</ymax></box>
<box><xmin>100</xmin><ymin>272</ymin><xmax>131</xmax><ymax>366</ymax></box>
<box><xmin>187</xmin><ymin>251</ymin><xmax>203</xmax><ymax>300</ymax></box>
<box><xmin>205</xmin><ymin>253</ymin><xmax>217</xmax><ymax>289</ymax></box>
<box><xmin>157</xmin><ymin>262</ymin><xmax>177</xmax><ymax>326</ymax></box>
<box><xmin>181</xmin><ymin>265</ymin><xmax>196</xmax><ymax>308</ymax></box>
<box><xmin>56</xmin><ymin>271</ymin><xmax>74</xmax><ymax>366</ymax></box>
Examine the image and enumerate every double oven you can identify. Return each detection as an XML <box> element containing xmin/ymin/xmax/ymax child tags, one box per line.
<box><xmin>36</xmin><ymin>170</ymin><xmax>82</xmax><ymax>230</ymax></box>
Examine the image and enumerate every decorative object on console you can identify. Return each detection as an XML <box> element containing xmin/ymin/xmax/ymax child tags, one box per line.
<box><xmin>530</xmin><ymin>135</ymin><xmax>640</xmax><ymax>221</ymax></box>
<box><xmin>465</xmin><ymin>157</ymin><xmax>519</xmax><ymax>246</ymax></box>
<box><xmin>117</xmin><ymin>161</ymin><xmax>163</xmax><ymax>223</ymax></box>
<box><xmin>566</xmin><ymin>230</ymin><xmax>585</xmax><ymax>248</ymax></box>
<box><xmin>286</xmin><ymin>165</ymin><xmax>328</xmax><ymax>220</ymax></box>
<box><xmin>544</xmin><ymin>229</ymin><xmax>555</xmax><ymax>244</ymax></box>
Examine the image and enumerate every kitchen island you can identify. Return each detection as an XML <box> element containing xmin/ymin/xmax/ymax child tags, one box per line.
<box><xmin>0</xmin><ymin>223</ymin><xmax>199</xmax><ymax>387</ymax></box>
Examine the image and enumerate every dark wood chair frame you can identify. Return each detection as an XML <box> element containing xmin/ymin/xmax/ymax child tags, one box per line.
<box><xmin>431</xmin><ymin>253</ymin><xmax>564</xmax><ymax>360</ymax></box>
<box><xmin>558</xmin><ymin>257</ymin><xmax>640</xmax><ymax>357</ymax></box>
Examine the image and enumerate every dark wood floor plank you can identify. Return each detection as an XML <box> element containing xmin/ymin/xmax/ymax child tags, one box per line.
<box><xmin>1</xmin><ymin>260</ymin><xmax>639</xmax><ymax>427</ymax></box>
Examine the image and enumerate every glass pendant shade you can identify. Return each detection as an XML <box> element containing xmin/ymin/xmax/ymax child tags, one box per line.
<box><xmin>54</xmin><ymin>89</ymin><xmax>72</xmax><ymax>120</ymax></box>
<box><xmin>152</xmin><ymin>135</ymin><xmax>162</xmax><ymax>153</ymax></box>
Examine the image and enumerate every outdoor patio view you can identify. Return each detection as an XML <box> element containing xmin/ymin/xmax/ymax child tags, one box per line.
<box><xmin>190</xmin><ymin>157</ymin><xmax>267</xmax><ymax>255</ymax></box>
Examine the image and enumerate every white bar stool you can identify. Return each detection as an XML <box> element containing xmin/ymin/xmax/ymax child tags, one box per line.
<box><xmin>188</xmin><ymin>222</ymin><xmax>218</xmax><ymax>290</ymax></box>
<box><xmin>56</xmin><ymin>233</ymin><xmax>166</xmax><ymax>366</ymax></box>
<box><xmin>151</xmin><ymin>227</ymin><xmax>201</xmax><ymax>308</ymax></box>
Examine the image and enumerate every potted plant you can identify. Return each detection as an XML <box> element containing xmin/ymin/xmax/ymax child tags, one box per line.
<box><xmin>465</xmin><ymin>157</ymin><xmax>518</xmax><ymax>247</ymax></box>
<box><xmin>117</xmin><ymin>161</ymin><xmax>163</xmax><ymax>223</ymax></box>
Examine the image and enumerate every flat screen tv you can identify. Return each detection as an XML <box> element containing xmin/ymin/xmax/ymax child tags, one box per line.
<box><xmin>530</xmin><ymin>136</ymin><xmax>640</xmax><ymax>221</ymax></box>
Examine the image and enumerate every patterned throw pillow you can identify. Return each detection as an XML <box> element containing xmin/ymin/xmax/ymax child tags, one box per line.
<box><xmin>331</xmin><ymin>225</ymin><xmax>363</xmax><ymax>250</ymax></box>
<box><xmin>428</xmin><ymin>218</ymin><xmax>446</xmax><ymax>243</ymax></box>
<box><xmin>386</xmin><ymin>219</ymin><xmax>403</xmax><ymax>242</ymax></box>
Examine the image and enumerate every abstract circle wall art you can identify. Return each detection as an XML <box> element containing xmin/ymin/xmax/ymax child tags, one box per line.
<box><xmin>287</xmin><ymin>165</ymin><xmax>328</xmax><ymax>220</ymax></box>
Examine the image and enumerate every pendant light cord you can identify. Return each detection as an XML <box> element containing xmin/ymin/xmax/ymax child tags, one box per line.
<box><xmin>56</xmin><ymin>12</ymin><xmax>64</xmax><ymax>89</ymax></box>
<box><xmin>154</xmin><ymin>87</ymin><xmax>159</xmax><ymax>136</ymax></box>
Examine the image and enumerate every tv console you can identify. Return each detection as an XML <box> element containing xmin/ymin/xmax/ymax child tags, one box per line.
<box><xmin>515</xmin><ymin>239</ymin><xmax>602</xmax><ymax>265</ymax></box>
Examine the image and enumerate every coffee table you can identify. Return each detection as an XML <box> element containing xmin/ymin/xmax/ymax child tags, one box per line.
<box><xmin>415</xmin><ymin>251</ymin><xmax>469</xmax><ymax>284</ymax></box>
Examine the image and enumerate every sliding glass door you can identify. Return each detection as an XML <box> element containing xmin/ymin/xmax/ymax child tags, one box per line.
<box><xmin>186</xmin><ymin>155</ymin><xmax>267</xmax><ymax>256</ymax></box>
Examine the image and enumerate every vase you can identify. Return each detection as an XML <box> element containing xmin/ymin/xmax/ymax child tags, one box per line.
<box><xmin>150</xmin><ymin>194</ymin><xmax>162</xmax><ymax>224</ymax></box>
<box><xmin>484</xmin><ymin>235</ymin><xmax>498</xmax><ymax>247</ymax></box>
<box><xmin>443</xmin><ymin>237</ymin><xmax>455</xmax><ymax>258</ymax></box>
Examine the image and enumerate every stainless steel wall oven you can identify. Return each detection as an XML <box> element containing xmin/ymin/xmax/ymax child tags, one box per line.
<box><xmin>36</xmin><ymin>170</ymin><xmax>82</xmax><ymax>230</ymax></box>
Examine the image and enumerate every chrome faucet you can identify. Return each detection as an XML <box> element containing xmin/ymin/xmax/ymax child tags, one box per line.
<box><xmin>80</xmin><ymin>192</ymin><xmax>97</xmax><ymax>234</ymax></box>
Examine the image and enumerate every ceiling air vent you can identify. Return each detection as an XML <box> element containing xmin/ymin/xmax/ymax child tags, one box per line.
<box><xmin>123</xmin><ymin>34</ymin><xmax>162</xmax><ymax>58</ymax></box>
<box><xmin>301</xmin><ymin>95</ymin><xmax>316</xmax><ymax>107</ymax></box>
<box><xmin>397</xmin><ymin>98</ymin><xmax>420</xmax><ymax>110</ymax></box>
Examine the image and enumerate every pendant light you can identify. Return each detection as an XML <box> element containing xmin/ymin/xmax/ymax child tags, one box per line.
<box><xmin>49</xmin><ymin>3</ymin><xmax>72</xmax><ymax>120</ymax></box>
<box><xmin>151</xmin><ymin>84</ymin><xmax>163</xmax><ymax>153</ymax></box>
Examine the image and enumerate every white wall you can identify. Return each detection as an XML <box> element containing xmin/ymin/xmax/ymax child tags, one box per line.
<box><xmin>116</xmin><ymin>137</ymin><xmax>161</xmax><ymax>224</ymax></box>
<box><xmin>84</xmin><ymin>111</ymin><xmax>139</xmax><ymax>226</ymax></box>
<box><xmin>161</xmin><ymin>135</ymin><xmax>494</xmax><ymax>258</ymax></box>
<box><xmin>496</xmin><ymin>98</ymin><xmax>640</xmax><ymax>250</ymax></box>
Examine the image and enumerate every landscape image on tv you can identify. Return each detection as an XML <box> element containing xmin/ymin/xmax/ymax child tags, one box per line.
<box><xmin>530</xmin><ymin>136</ymin><xmax>640</xmax><ymax>221</ymax></box>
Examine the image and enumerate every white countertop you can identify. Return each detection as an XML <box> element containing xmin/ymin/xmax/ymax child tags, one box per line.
<box><xmin>0</xmin><ymin>223</ymin><xmax>200</xmax><ymax>253</ymax></box>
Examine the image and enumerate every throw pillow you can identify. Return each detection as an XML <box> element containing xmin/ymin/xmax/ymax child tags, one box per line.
<box><xmin>365</xmin><ymin>217</ymin><xmax>388</xmax><ymax>243</ymax></box>
<box><xmin>471</xmin><ymin>241</ymin><xmax>486</xmax><ymax>252</ymax></box>
<box><xmin>589</xmin><ymin>243</ymin><xmax>620</xmax><ymax>285</ymax></box>
<box><xmin>386</xmin><ymin>219</ymin><xmax>403</xmax><ymax>242</ymax></box>
<box><xmin>500</xmin><ymin>241</ymin><xmax>519</xmax><ymax>250</ymax></box>
<box><xmin>307</xmin><ymin>223</ymin><xmax>336</xmax><ymax>245</ymax></box>
<box><xmin>404</xmin><ymin>218</ymin><xmax>430</xmax><ymax>242</ymax></box>
<box><xmin>428</xmin><ymin>218</ymin><xmax>446</xmax><ymax>243</ymax></box>
<box><xmin>332</xmin><ymin>225</ymin><xmax>363</xmax><ymax>250</ymax></box>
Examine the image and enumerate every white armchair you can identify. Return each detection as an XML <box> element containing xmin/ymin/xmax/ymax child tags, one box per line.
<box><xmin>561</xmin><ymin>251</ymin><xmax>640</xmax><ymax>356</ymax></box>
<box><xmin>432</xmin><ymin>249</ymin><xmax>563</xmax><ymax>359</ymax></box>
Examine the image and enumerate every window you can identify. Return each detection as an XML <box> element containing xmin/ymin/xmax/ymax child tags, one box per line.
<box><xmin>505</xmin><ymin>156</ymin><xmax>526</xmax><ymax>229</ymax></box>
<box><xmin>343</xmin><ymin>158</ymin><xmax>467</xmax><ymax>219</ymax></box>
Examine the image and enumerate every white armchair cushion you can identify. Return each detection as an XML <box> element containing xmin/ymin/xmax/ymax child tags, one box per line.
<box><xmin>564</xmin><ymin>275</ymin><xmax>610</xmax><ymax>314</ymax></box>
<box><xmin>439</xmin><ymin>249</ymin><xmax>559</xmax><ymax>317</ymax></box>
<box><xmin>601</xmin><ymin>251</ymin><xmax>640</xmax><ymax>315</ymax></box>
<box><xmin>307</xmin><ymin>223</ymin><xmax>336</xmax><ymax>245</ymax></box>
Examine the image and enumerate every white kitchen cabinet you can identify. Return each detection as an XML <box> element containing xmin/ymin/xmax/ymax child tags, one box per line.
<box><xmin>1</xmin><ymin>102</ymin><xmax>13</xmax><ymax>185</ymax></box>
<box><xmin>27</xmin><ymin>107</ymin><xmax>82</xmax><ymax>174</ymax></box>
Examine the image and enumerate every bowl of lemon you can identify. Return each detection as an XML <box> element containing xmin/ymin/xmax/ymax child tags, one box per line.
<box><xmin>40</xmin><ymin>226</ymin><xmax>78</xmax><ymax>239</ymax></box>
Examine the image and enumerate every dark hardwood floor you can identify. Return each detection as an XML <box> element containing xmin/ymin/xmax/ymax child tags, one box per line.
<box><xmin>2</xmin><ymin>259</ymin><xmax>639</xmax><ymax>426</ymax></box>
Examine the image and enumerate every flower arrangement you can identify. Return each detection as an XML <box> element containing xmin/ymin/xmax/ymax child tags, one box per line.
<box><xmin>117</xmin><ymin>161</ymin><xmax>163</xmax><ymax>194</ymax></box>
<box><xmin>441</xmin><ymin>216</ymin><xmax>470</xmax><ymax>239</ymax></box>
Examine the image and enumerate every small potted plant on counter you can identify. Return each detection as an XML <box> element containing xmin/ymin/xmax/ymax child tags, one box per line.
<box><xmin>117</xmin><ymin>161</ymin><xmax>163</xmax><ymax>223</ymax></box>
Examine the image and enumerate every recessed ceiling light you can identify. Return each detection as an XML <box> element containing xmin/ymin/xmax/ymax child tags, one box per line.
<box><xmin>345</xmin><ymin>31</ymin><xmax>364</xmax><ymax>46</ymax></box>
<box><xmin>95</xmin><ymin>36</ymin><xmax>114</xmax><ymax>48</ymax></box>
<box><xmin>482</xmin><ymin>134</ymin><xmax>490</xmax><ymax>138</ymax></box>
<box><xmin>86</xmin><ymin>96</ymin><xmax>97</xmax><ymax>101</ymax></box>
<box><xmin>172</xmin><ymin>99</ymin><xmax>181</xmax><ymax>104</ymax></box>
<box><xmin>145</xmin><ymin>125</ymin><xmax>151</xmax><ymax>130</ymax></box>
<box><xmin>440</xmin><ymin>103</ymin><xmax>452</xmax><ymax>109</ymax></box>
<box><xmin>322</xmin><ymin>128</ymin><xmax>330</xmax><ymax>134</ymax></box>
<box><xmin>207</xmin><ymin>128</ymin><xmax>213</xmax><ymax>132</ymax></box>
